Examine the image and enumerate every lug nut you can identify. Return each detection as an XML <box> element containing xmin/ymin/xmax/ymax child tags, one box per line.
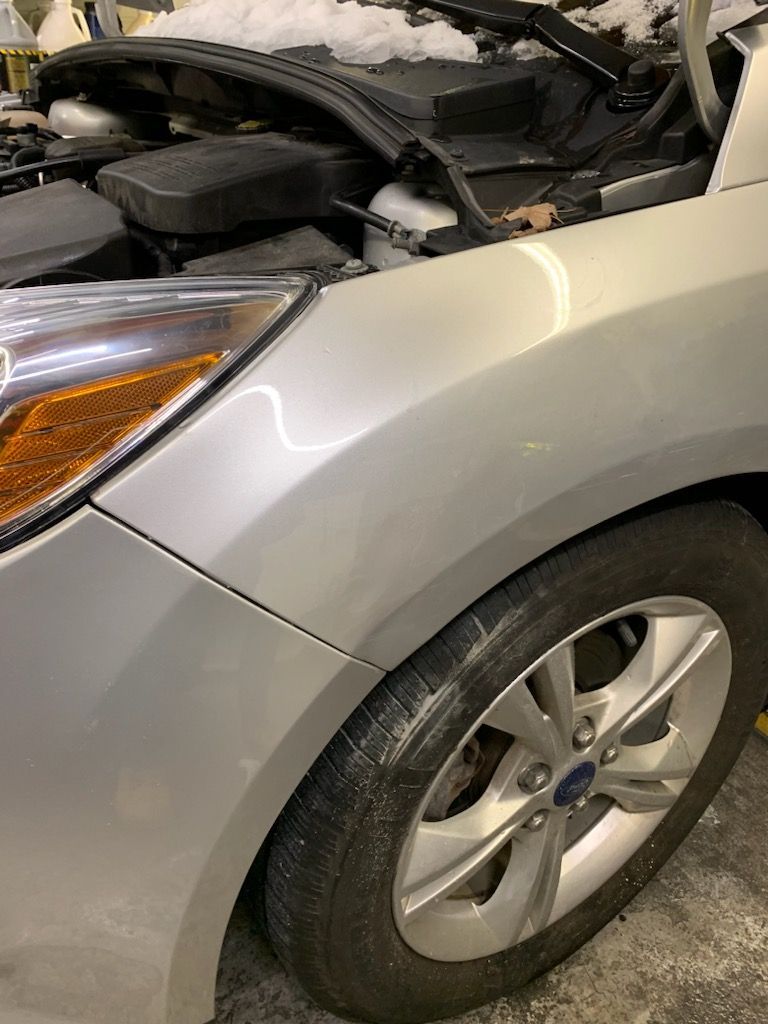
<box><xmin>601</xmin><ymin>743</ymin><xmax>619</xmax><ymax>765</ymax></box>
<box><xmin>524</xmin><ymin>810</ymin><xmax>549</xmax><ymax>832</ymax></box>
<box><xmin>571</xmin><ymin>794</ymin><xmax>590</xmax><ymax>813</ymax></box>
<box><xmin>572</xmin><ymin>718</ymin><xmax>597</xmax><ymax>752</ymax></box>
<box><xmin>518</xmin><ymin>763</ymin><xmax>552</xmax><ymax>795</ymax></box>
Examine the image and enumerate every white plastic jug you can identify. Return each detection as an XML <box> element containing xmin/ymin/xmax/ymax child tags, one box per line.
<box><xmin>30</xmin><ymin>1</ymin><xmax>53</xmax><ymax>34</ymax></box>
<box><xmin>0</xmin><ymin>0</ymin><xmax>38</xmax><ymax>47</ymax></box>
<box><xmin>37</xmin><ymin>0</ymin><xmax>91</xmax><ymax>52</ymax></box>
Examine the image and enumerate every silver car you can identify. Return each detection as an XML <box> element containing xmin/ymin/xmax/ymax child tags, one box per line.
<box><xmin>1</xmin><ymin>0</ymin><xmax>767</xmax><ymax>1021</ymax></box>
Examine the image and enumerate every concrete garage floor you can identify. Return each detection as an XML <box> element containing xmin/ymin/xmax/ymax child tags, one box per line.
<box><xmin>216</xmin><ymin>735</ymin><xmax>768</xmax><ymax>1024</ymax></box>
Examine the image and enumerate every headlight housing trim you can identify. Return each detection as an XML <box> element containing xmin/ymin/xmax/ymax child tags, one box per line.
<box><xmin>0</xmin><ymin>275</ymin><xmax>316</xmax><ymax>550</ymax></box>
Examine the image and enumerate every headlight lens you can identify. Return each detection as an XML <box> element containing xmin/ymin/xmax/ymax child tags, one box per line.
<box><xmin>0</xmin><ymin>276</ymin><xmax>313</xmax><ymax>545</ymax></box>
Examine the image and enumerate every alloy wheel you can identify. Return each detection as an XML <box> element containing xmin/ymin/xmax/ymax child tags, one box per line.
<box><xmin>393</xmin><ymin>597</ymin><xmax>731</xmax><ymax>961</ymax></box>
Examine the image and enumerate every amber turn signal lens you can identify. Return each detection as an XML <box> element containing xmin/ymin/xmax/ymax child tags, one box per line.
<box><xmin>0</xmin><ymin>277</ymin><xmax>310</xmax><ymax>543</ymax></box>
<box><xmin>0</xmin><ymin>353</ymin><xmax>222</xmax><ymax>525</ymax></box>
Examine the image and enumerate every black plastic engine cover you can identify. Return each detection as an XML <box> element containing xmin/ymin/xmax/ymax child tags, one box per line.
<box><xmin>97</xmin><ymin>133</ymin><xmax>383</xmax><ymax>234</ymax></box>
<box><xmin>0</xmin><ymin>179</ymin><xmax>131</xmax><ymax>288</ymax></box>
<box><xmin>276</xmin><ymin>48</ymin><xmax>536</xmax><ymax>134</ymax></box>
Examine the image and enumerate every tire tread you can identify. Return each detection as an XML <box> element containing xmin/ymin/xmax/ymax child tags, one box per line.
<box><xmin>264</xmin><ymin>499</ymin><xmax>768</xmax><ymax>1022</ymax></box>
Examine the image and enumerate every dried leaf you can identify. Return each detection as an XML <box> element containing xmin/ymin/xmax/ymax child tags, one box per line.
<box><xmin>491</xmin><ymin>202</ymin><xmax>562</xmax><ymax>236</ymax></box>
<box><xmin>508</xmin><ymin>226</ymin><xmax>542</xmax><ymax>238</ymax></box>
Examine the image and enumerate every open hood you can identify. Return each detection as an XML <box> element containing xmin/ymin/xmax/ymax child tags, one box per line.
<box><xmin>44</xmin><ymin>0</ymin><xmax>762</xmax><ymax>147</ymax></box>
<box><xmin>2</xmin><ymin>0</ymin><xmax>764</xmax><ymax>289</ymax></box>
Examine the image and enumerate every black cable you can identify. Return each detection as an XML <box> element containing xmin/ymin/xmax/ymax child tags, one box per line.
<box><xmin>330</xmin><ymin>195</ymin><xmax>395</xmax><ymax>234</ymax></box>
<box><xmin>0</xmin><ymin>155</ymin><xmax>80</xmax><ymax>184</ymax></box>
<box><xmin>0</xmin><ymin>150</ymin><xmax>126</xmax><ymax>185</ymax></box>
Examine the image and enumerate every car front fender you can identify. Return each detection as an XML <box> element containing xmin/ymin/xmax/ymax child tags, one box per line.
<box><xmin>96</xmin><ymin>180</ymin><xmax>768</xmax><ymax>669</ymax></box>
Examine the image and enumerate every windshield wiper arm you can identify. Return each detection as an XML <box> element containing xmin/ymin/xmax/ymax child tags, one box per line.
<box><xmin>417</xmin><ymin>0</ymin><xmax>636</xmax><ymax>86</ymax></box>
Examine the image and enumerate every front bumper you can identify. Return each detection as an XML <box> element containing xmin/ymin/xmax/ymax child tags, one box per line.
<box><xmin>0</xmin><ymin>508</ymin><xmax>380</xmax><ymax>1024</ymax></box>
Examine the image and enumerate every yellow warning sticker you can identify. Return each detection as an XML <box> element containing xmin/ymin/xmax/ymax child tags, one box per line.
<box><xmin>1</xmin><ymin>49</ymin><xmax>46</xmax><ymax>94</ymax></box>
<box><xmin>756</xmin><ymin>711</ymin><xmax>768</xmax><ymax>739</ymax></box>
<box><xmin>2</xmin><ymin>53</ymin><xmax>30</xmax><ymax>92</ymax></box>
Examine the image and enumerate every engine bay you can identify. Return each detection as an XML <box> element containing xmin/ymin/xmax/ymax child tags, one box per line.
<box><xmin>0</xmin><ymin>0</ymin><xmax>753</xmax><ymax>288</ymax></box>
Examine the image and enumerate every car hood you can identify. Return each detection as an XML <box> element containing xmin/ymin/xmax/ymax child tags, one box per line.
<box><xmin>36</xmin><ymin>36</ymin><xmax>422</xmax><ymax>162</ymax></box>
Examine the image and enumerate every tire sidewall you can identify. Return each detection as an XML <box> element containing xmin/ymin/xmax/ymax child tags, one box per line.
<box><xmin>271</xmin><ymin>505</ymin><xmax>768</xmax><ymax>1022</ymax></box>
<box><xmin>268</xmin><ymin>505</ymin><xmax>768</xmax><ymax>1024</ymax></box>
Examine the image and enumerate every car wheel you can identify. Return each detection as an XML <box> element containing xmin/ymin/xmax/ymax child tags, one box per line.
<box><xmin>264</xmin><ymin>500</ymin><xmax>768</xmax><ymax>1023</ymax></box>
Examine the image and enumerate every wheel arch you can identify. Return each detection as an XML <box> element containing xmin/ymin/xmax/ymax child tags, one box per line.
<box><xmin>250</xmin><ymin>486</ymin><xmax>768</xmax><ymax>1023</ymax></box>
<box><xmin>206</xmin><ymin>469</ymin><xmax>768</xmax><ymax>1005</ymax></box>
<box><xmin>351</xmin><ymin>457</ymin><xmax>768</xmax><ymax>670</ymax></box>
<box><xmin>642</xmin><ymin>471</ymin><xmax>768</xmax><ymax>530</ymax></box>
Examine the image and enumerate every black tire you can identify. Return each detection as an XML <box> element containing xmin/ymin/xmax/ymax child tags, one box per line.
<box><xmin>264</xmin><ymin>500</ymin><xmax>768</xmax><ymax>1023</ymax></box>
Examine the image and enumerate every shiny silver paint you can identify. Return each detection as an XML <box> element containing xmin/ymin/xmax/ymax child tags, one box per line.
<box><xmin>708</xmin><ymin>25</ymin><xmax>768</xmax><ymax>193</ymax></box>
<box><xmin>0</xmin><ymin>509</ymin><xmax>380</xmax><ymax>1024</ymax></box>
<box><xmin>98</xmin><ymin>178</ymin><xmax>768</xmax><ymax>670</ymax></box>
<box><xmin>3</xmin><ymin>26</ymin><xmax>768</xmax><ymax>1024</ymax></box>
<box><xmin>599</xmin><ymin>155</ymin><xmax>713</xmax><ymax>212</ymax></box>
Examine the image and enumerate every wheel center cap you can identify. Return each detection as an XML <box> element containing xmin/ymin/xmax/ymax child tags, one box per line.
<box><xmin>554</xmin><ymin>762</ymin><xmax>596</xmax><ymax>807</ymax></box>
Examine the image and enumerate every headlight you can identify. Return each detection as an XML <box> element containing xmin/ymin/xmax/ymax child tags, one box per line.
<box><xmin>0</xmin><ymin>276</ymin><xmax>313</xmax><ymax>546</ymax></box>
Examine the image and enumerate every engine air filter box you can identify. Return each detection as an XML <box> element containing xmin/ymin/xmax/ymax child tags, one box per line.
<box><xmin>97</xmin><ymin>133</ymin><xmax>383</xmax><ymax>234</ymax></box>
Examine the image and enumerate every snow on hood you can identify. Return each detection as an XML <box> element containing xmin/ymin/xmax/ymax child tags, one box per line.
<box><xmin>544</xmin><ymin>0</ymin><xmax>760</xmax><ymax>47</ymax></box>
<box><xmin>137</xmin><ymin>0</ymin><xmax>762</xmax><ymax>65</ymax></box>
<box><xmin>137</xmin><ymin>0</ymin><xmax>479</xmax><ymax>64</ymax></box>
